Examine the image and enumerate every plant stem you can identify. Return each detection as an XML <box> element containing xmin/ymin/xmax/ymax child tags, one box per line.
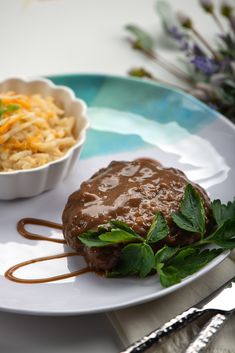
<box><xmin>191</xmin><ymin>27</ymin><xmax>219</xmax><ymax>60</ymax></box>
<box><xmin>128</xmin><ymin>39</ymin><xmax>194</xmax><ymax>84</ymax></box>
<box><xmin>212</xmin><ymin>13</ymin><xmax>225</xmax><ymax>34</ymax></box>
<box><xmin>157</xmin><ymin>53</ymin><xmax>194</xmax><ymax>84</ymax></box>
<box><xmin>152</xmin><ymin>55</ymin><xmax>193</xmax><ymax>84</ymax></box>
<box><xmin>143</xmin><ymin>48</ymin><xmax>193</xmax><ymax>84</ymax></box>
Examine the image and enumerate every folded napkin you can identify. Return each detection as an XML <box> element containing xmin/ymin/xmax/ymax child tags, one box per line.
<box><xmin>108</xmin><ymin>252</ymin><xmax>235</xmax><ymax>353</ymax></box>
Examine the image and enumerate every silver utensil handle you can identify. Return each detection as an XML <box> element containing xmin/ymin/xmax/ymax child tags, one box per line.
<box><xmin>184</xmin><ymin>313</ymin><xmax>228</xmax><ymax>353</ymax></box>
<box><xmin>120</xmin><ymin>307</ymin><xmax>203</xmax><ymax>353</ymax></box>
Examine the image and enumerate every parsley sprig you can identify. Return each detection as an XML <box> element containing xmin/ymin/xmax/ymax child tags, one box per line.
<box><xmin>78</xmin><ymin>184</ymin><xmax>235</xmax><ymax>287</ymax></box>
<box><xmin>0</xmin><ymin>100</ymin><xmax>20</xmax><ymax>120</ymax></box>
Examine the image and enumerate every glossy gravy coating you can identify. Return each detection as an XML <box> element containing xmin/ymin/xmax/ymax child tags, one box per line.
<box><xmin>5</xmin><ymin>218</ymin><xmax>90</xmax><ymax>284</ymax></box>
<box><xmin>62</xmin><ymin>159</ymin><xmax>210</xmax><ymax>252</ymax></box>
<box><xmin>5</xmin><ymin>158</ymin><xmax>211</xmax><ymax>282</ymax></box>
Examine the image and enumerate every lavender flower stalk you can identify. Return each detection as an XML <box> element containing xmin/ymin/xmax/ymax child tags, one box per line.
<box><xmin>125</xmin><ymin>24</ymin><xmax>193</xmax><ymax>83</ymax></box>
<box><xmin>124</xmin><ymin>0</ymin><xmax>235</xmax><ymax>123</ymax></box>
<box><xmin>220</xmin><ymin>0</ymin><xmax>233</xmax><ymax>18</ymax></box>
<box><xmin>177</xmin><ymin>10</ymin><xmax>219</xmax><ymax>59</ymax></box>
<box><xmin>128</xmin><ymin>67</ymin><xmax>190</xmax><ymax>92</ymax></box>
<box><xmin>199</xmin><ymin>0</ymin><xmax>225</xmax><ymax>33</ymax></box>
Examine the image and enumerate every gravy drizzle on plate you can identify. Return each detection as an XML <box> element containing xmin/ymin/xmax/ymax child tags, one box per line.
<box><xmin>5</xmin><ymin>218</ymin><xmax>92</xmax><ymax>284</ymax></box>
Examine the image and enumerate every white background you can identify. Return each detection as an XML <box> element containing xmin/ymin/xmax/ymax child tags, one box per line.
<box><xmin>0</xmin><ymin>1</ymin><xmax>222</xmax><ymax>352</ymax></box>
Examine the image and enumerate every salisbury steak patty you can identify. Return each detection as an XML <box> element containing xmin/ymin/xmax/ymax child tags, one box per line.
<box><xmin>62</xmin><ymin>159</ymin><xmax>211</xmax><ymax>270</ymax></box>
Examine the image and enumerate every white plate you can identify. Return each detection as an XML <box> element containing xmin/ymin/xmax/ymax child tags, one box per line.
<box><xmin>0</xmin><ymin>74</ymin><xmax>234</xmax><ymax>315</ymax></box>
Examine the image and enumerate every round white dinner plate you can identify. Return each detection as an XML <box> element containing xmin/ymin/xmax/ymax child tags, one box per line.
<box><xmin>0</xmin><ymin>74</ymin><xmax>234</xmax><ymax>315</ymax></box>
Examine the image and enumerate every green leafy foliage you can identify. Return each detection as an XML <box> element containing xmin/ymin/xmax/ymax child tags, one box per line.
<box><xmin>146</xmin><ymin>212</ymin><xmax>169</xmax><ymax>243</ymax></box>
<box><xmin>6</xmin><ymin>104</ymin><xmax>20</xmax><ymax>112</ymax></box>
<box><xmin>219</xmin><ymin>34</ymin><xmax>235</xmax><ymax>60</ymax></box>
<box><xmin>79</xmin><ymin>220</ymin><xmax>143</xmax><ymax>247</ymax></box>
<box><xmin>157</xmin><ymin>248</ymin><xmax>223</xmax><ymax>287</ymax></box>
<box><xmin>99</xmin><ymin>229</ymin><xmax>143</xmax><ymax>244</ymax></box>
<box><xmin>155</xmin><ymin>245</ymin><xmax>179</xmax><ymax>265</ymax></box>
<box><xmin>212</xmin><ymin>199</ymin><xmax>235</xmax><ymax>226</ymax></box>
<box><xmin>110</xmin><ymin>243</ymin><xmax>155</xmax><ymax>278</ymax></box>
<box><xmin>0</xmin><ymin>100</ymin><xmax>20</xmax><ymax>119</ymax></box>
<box><xmin>208</xmin><ymin>220</ymin><xmax>235</xmax><ymax>249</ymax></box>
<box><xmin>109</xmin><ymin>220</ymin><xmax>138</xmax><ymax>236</ymax></box>
<box><xmin>78</xmin><ymin>184</ymin><xmax>235</xmax><ymax>288</ymax></box>
<box><xmin>79</xmin><ymin>230</ymin><xmax>112</xmax><ymax>247</ymax></box>
<box><xmin>172</xmin><ymin>184</ymin><xmax>205</xmax><ymax>235</ymax></box>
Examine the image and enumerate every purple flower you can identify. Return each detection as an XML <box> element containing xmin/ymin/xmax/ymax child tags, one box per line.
<box><xmin>180</xmin><ymin>41</ymin><xmax>189</xmax><ymax>51</ymax></box>
<box><xmin>191</xmin><ymin>56</ymin><xmax>219</xmax><ymax>75</ymax></box>
<box><xmin>168</xmin><ymin>26</ymin><xmax>185</xmax><ymax>41</ymax></box>
<box><xmin>169</xmin><ymin>26</ymin><xmax>190</xmax><ymax>53</ymax></box>
<box><xmin>193</xmin><ymin>44</ymin><xmax>205</xmax><ymax>56</ymax></box>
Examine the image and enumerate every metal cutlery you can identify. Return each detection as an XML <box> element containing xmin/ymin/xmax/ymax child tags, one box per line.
<box><xmin>184</xmin><ymin>312</ymin><xmax>232</xmax><ymax>353</ymax></box>
<box><xmin>121</xmin><ymin>276</ymin><xmax>235</xmax><ymax>353</ymax></box>
<box><xmin>185</xmin><ymin>282</ymin><xmax>235</xmax><ymax>353</ymax></box>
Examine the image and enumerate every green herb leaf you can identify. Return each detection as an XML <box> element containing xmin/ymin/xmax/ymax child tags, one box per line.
<box><xmin>99</xmin><ymin>229</ymin><xmax>143</xmax><ymax>244</ymax></box>
<box><xmin>125</xmin><ymin>24</ymin><xmax>154</xmax><ymax>52</ymax></box>
<box><xmin>158</xmin><ymin>266</ymin><xmax>182</xmax><ymax>287</ymax></box>
<box><xmin>0</xmin><ymin>102</ymin><xmax>20</xmax><ymax>119</ymax></box>
<box><xmin>79</xmin><ymin>222</ymin><xmax>143</xmax><ymax>247</ymax></box>
<box><xmin>207</xmin><ymin>219</ymin><xmax>235</xmax><ymax>249</ymax></box>
<box><xmin>79</xmin><ymin>230</ymin><xmax>112</xmax><ymax>247</ymax></box>
<box><xmin>146</xmin><ymin>212</ymin><xmax>169</xmax><ymax>243</ymax></box>
<box><xmin>6</xmin><ymin>103</ymin><xmax>20</xmax><ymax>112</ymax></box>
<box><xmin>211</xmin><ymin>199</ymin><xmax>235</xmax><ymax>226</ymax></box>
<box><xmin>109</xmin><ymin>220</ymin><xmax>139</xmax><ymax>236</ymax></box>
<box><xmin>155</xmin><ymin>245</ymin><xmax>179</xmax><ymax>265</ymax></box>
<box><xmin>110</xmin><ymin>243</ymin><xmax>155</xmax><ymax>278</ymax></box>
<box><xmin>157</xmin><ymin>247</ymin><xmax>222</xmax><ymax>287</ymax></box>
<box><xmin>172</xmin><ymin>184</ymin><xmax>206</xmax><ymax>235</ymax></box>
<box><xmin>78</xmin><ymin>184</ymin><xmax>235</xmax><ymax>288</ymax></box>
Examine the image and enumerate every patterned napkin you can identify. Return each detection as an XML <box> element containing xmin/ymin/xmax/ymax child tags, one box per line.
<box><xmin>108</xmin><ymin>252</ymin><xmax>235</xmax><ymax>353</ymax></box>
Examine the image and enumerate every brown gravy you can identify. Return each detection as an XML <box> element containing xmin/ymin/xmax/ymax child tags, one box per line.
<box><xmin>5</xmin><ymin>219</ymin><xmax>90</xmax><ymax>284</ymax></box>
<box><xmin>5</xmin><ymin>252</ymin><xmax>91</xmax><ymax>284</ymax></box>
<box><xmin>62</xmin><ymin>159</ymin><xmax>210</xmax><ymax>253</ymax></box>
<box><xmin>5</xmin><ymin>159</ymin><xmax>212</xmax><ymax>282</ymax></box>
<box><xmin>17</xmin><ymin>218</ymin><xmax>65</xmax><ymax>244</ymax></box>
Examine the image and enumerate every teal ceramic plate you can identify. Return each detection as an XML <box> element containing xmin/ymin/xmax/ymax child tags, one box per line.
<box><xmin>0</xmin><ymin>74</ymin><xmax>234</xmax><ymax>315</ymax></box>
<box><xmin>51</xmin><ymin>73</ymin><xmax>235</xmax><ymax>201</ymax></box>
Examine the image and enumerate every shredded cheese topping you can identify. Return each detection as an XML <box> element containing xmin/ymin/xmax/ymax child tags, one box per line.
<box><xmin>0</xmin><ymin>92</ymin><xmax>76</xmax><ymax>172</ymax></box>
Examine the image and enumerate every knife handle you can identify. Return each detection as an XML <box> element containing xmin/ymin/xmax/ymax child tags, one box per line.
<box><xmin>120</xmin><ymin>307</ymin><xmax>203</xmax><ymax>353</ymax></box>
<box><xmin>184</xmin><ymin>313</ymin><xmax>228</xmax><ymax>353</ymax></box>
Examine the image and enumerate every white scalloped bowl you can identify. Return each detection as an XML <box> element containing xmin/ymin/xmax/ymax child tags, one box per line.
<box><xmin>0</xmin><ymin>77</ymin><xmax>89</xmax><ymax>200</ymax></box>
